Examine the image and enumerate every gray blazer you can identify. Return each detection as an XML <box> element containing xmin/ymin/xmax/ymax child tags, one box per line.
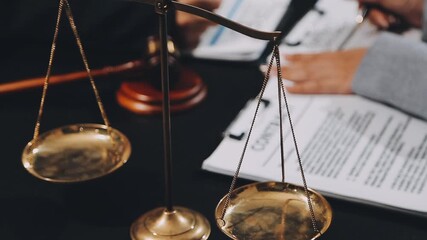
<box><xmin>352</xmin><ymin>2</ymin><xmax>427</xmax><ymax>120</ymax></box>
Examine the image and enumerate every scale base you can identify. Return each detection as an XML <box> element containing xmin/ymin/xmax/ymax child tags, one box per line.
<box><xmin>130</xmin><ymin>206</ymin><xmax>210</xmax><ymax>240</ymax></box>
<box><xmin>117</xmin><ymin>67</ymin><xmax>207</xmax><ymax>115</ymax></box>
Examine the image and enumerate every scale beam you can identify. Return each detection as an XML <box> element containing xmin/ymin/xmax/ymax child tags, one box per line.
<box><xmin>127</xmin><ymin>0</ymin><xmax>281</xmax><ymax>41</ymax></box>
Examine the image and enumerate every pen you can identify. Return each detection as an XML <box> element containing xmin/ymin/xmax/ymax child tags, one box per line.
<box><xmin>337</xmin><ymin>4</ymin><xmax>370</xmax><ymax>50</ymax></box>
<box><xmin>355</xmin><ymin>5</ymin><xmax>370</xmax><ymax>24</ymax></box>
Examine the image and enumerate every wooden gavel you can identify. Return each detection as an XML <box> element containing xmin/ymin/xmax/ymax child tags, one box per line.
<box><xmin>0</xmin><ymin>36</ymin><xmax>178</xmax><ymax>94</ymax></box>
<box><xmin>1</xmin><ymin>36</ymin><xmax>207</xmax><ymax>115</ymax></box>
<box><xmin>0</xmin><ymin>60</ymin><xmax>144</xmax><ymax>95</ymax></box>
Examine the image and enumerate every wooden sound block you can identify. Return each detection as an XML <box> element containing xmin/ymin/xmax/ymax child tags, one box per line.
<box><xmin>116</xmin><ymin>66</ymin><xmax>207</xmax><ymax>115</ymax></box>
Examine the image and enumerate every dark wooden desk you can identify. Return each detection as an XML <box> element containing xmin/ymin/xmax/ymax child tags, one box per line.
<box><xmin>1</xmin><ymin>54</ymin><xmax>426</xmax><ymax>239</ymax></box>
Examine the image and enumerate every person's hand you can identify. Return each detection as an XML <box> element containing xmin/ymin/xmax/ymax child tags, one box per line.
<box><xmin>358</xmin><ymin>0</ymin><xmax>423</xmax><ymax>29</ymax></box>
<box><xmin>281</xmin><ymin>48</ymin><xmax>367</xmax><ymax>94</ymax></box>
<box><xmin>176</xmin><ymin>0</ymin><xmax>221</xmax><ymax>49</ymax></box>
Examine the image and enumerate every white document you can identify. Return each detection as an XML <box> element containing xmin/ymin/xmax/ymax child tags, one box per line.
<box><xmin>191</xmin><ymin>0</ymin><xmax>378</xmax><ymax>60</ymax></box>
<box><xmin>202</xmin><ymin>81</ymin><xmax>427</xmax><ymax>214</ymax></box>
<box><xmin>191</xmin><ymin>0</ymin><xmax>419</xmax><ymax>61</ymax></box>
<box><xmin>191</xmin><ymin>0</ymin><xmax>291</xmax><ymax>61</ymax></box>
<box><xmin>280</xmin><ymin>0</ymin><xmax>378</xmax><ymax>53</ymax></box>
<box><xmin>279</xmin><ymin>0</ymin><xmax>421</xmax><ymax>53</ymax></box>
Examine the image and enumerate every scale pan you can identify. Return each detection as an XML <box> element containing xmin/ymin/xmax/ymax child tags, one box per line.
<box><xmin>22</xmin><ymin>123</ymin><xmax>131</xmax><ymax>183</ymax></box>
<box><xmin>215</xmin><ymin>181</ymin><xmax>332</xmax><ymax>240</ymax></box>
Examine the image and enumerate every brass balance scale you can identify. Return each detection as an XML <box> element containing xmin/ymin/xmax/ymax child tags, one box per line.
<box><xmin>21</xmin><ymin>0</ymin><xmax>332</xmax><ymax>239</ymax></box>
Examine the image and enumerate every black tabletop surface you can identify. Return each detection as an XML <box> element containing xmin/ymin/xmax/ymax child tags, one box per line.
<box><xmin>1</xmin><ymin>48</ymin><xmax>427</xmax><ymax>240</ymax></box>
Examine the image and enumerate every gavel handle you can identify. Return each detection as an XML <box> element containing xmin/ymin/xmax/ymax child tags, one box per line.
<box><xmin>0</xmin><ymin>60</ymin><xmax>144</xmax><ymax>95</ymax></box>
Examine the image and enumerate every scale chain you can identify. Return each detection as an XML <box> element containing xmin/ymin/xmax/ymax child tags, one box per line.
<box><xmin>275</xmin><ymin>46</ymin><xmax>321</xmax><ymax>235</ymax></box>
<box><xmin>33</xmin><ymin>0</ymin><xmax>64</xmax><ymax>140</ymax></box>
<box><xmin>33</xmin><ymin>0</ymin><xmax>111</xmax><ymax>141</ymax></box>
<box><xmin>63</xmin><ymin>0</ymin><xmax>111</xmax><ymax>128</ymax></box>
<box><xmin>220</xmin><ymin>44</ymin><xmax>322</xmax><ymax>237</ymax></box>
<box><xmin>219</xmin><ymin>44</ymin><xmax>277</xmax><ymax>221</ymax></box>
<box><xmin>277</xmin><ymin>51</ymin><xmax>286</xmax><ymax>183</ymax></box>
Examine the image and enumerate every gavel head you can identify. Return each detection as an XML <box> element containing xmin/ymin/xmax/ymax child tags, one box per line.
<box><xmin>116</xmin><ymin>35</ymin><xmax>207</xmax><ymax>115</ymax></box>
<box><xmin>144</xmin><ymin>35</ymin><xmax>181</xmax><ymax>89</ymax></box>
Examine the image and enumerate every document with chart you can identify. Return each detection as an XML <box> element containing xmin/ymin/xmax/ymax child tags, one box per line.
<box><xmin>202</xmin><ymin>81</ymin><xmax>427</xmax><ymax>215</ymax></box>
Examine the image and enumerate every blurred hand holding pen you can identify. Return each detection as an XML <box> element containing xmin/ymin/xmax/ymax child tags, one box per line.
<box><xmin>339</xmin><ymin>1</ymin><xmax>411</xmax><ymax>50</ymax></box>
<box><xmin>355</xmin><ymin>1</ymin><xmax>411</xmax><ymax>33</ymax></box>
<box><xmin>336</xmin><ymin>3</ymin><xmax>370</xmax><ymax>50</ymax></box>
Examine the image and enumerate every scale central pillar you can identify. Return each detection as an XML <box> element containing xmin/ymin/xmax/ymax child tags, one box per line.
<box><xmin>130</xmin><ymin>0</ymin><xmax>210</xmax><ymax>239</ymax></box>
